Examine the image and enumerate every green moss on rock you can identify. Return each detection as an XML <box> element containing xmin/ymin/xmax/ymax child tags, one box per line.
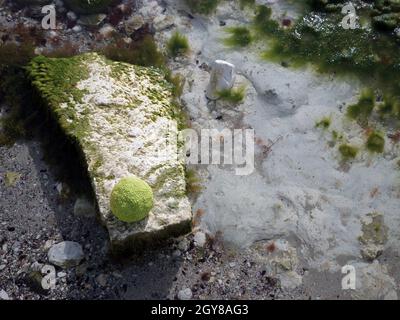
<box><xmin>366</xmin><ymin>130</ymin><xmax>385</xmax><ymax>153</ymax></box>
<box><xmin>167</xmin><ymin>32</ymin><xmax>190</xmax><ymax>58</ymax></box>
<box><xmin>224</xmin><ymin>26</ymin><xmax>253</xmax><ymax>48</ymax></box>
<box><xmin>26</xmin><ymin>54</ymin><xmax>90</xmax><ymax>140</ymax></box>
<box><xmin>110</xmin><ymin>177</ymin><xmax>154</xmax><ymax>223</ymax></box>
<box><xmin>315</xmin><ymin>116</ymin><xmax>331</xmax><ymax>129</ymax></box>
<box><xmin>339</xmin><ymin>144</ymin><xmax>358</xmax><ymax>160</ymax></box>
<box><xmin>347</xmin><ymin>89</ymin><xmax>375</xmax><ymax>122</ymax></box>
<box><xmin>184</xmin><ymin>0</ymin><xmax>220</xmax><ymax>15</ymax></box>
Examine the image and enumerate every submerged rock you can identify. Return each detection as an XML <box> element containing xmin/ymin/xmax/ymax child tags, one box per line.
<box><xmin>206</xmin><ymin>60</ymin><xmax>236</xmax><ymax>100</ymax></box>
<box><xmin>28</xmin><ymin>53</ymin><xmax>191</xmax><ymax>252</ymax></box>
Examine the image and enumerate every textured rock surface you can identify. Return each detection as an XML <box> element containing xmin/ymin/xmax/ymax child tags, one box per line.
<box><xmin>358</xmin><ymin>212</ymin><xmax>388</xmax><ymax>261</ymax></box>
<box><xmin>48</xmin><ymin>241</ymin><xmax>84</xmax><ymax>268</ymax></box>
<box><xmin>28</xmin><ymin>53</ymin><xmax>192</xmax><ymax>252</ymax></box>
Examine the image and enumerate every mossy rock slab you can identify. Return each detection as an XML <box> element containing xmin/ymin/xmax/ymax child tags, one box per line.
<box><xmin>27</xmin><ymin>53</ymin><xmax>192</xmax><ymax>253</ymax></box>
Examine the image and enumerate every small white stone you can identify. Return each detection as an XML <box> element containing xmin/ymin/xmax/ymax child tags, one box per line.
<box><xmin>72</xmin><ymin>25</ymin><xmax>82</xmax><ymax>33</ymax></box>
<box><xmin>193</xmin><ymin>231</ymin><xmax>206</xmax><ymax>247</ymax></box>
<box><xmin>48</xmin><ymin>241</ymin><xmax>84</xmax><ymax>268</ymax></box>
<box><xmin>177</xmin><ymin>238</ymin><xmax>189</xmax><ymax>251</ymax></box>
<box><xmin>206</xmin><ymin>60</ymin><xmax>236</xmax><ymax>100</ymax></box>
<box><xmin>0</xmin><ymin>289</ymin><xmax>10</xmax><ymax>300</ymax></box>
<box><xmin>177</xmin><ymin>288</ymin><xmax>192</xmax><ymax>300</ymax></box>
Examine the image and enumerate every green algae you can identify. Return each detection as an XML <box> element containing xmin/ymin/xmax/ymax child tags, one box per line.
<box><xmin>217</xmin><ymin>86</ymin><xmax>246</xmax><ymax>104</ymax></box>
<box><xmin>184</xmin><ymin>0</ymin><xmax>221</xmax><ymax>15</ymax></box>
<box><xmin>167</xmin><ymin>32</ymin><xmax>190</xmax><ymax>58</ymax></box>
<box><xmin>346</xmin><ymin>89</ymin><xmax>375</xmax><ymax>122</ymax></box>
<box><xmin>339</xmin><ymin>143</ymin><xmax>359</xmax><ymax>160</ymax></box>
<box><xmin>316</xmin><ymin>116</ymin><xmax>332</xmax><ymax>129</ymax></box>
<box><xmin>223</xmin><ymin>26</ymin><xmax>253</xmax><ymax>48</ymax></box>
<box><xmin>366</xmin><ymin>130</ymin><xmax>385</xmax><ymax>153</ymax></box>
<box><xmin>26</xmin><ymin>54</ymin><xmax>90</xmax><ymax>140</ymax></box>
<box><xmin>255</xmin><ymin>3</ymin><xmax>400</xmax><ymax>101</ymax></box>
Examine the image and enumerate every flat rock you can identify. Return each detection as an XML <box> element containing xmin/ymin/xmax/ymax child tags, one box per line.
<box><xmin>28</xmin><ymin>53</ymin><xmax>192</xmax><ymax>253</ymax></box>
<box><xmin>48</xmin><ymin>241</ymin><xmax>84</xmax><ymax>268</ymax></box>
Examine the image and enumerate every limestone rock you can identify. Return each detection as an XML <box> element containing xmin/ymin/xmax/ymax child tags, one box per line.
<box><xmin>48</xmin><ymin>241</ymin><xmax>84</xmax><ymax>268</ymax></box>
<box><xmin>28</xmin><ymin>53</ymin><xmax>192</xmax><ymax>253</ymax></box>
<box><xmin>358</xmin><ymin>212</ymin><xmax>388</xmax><ymax>261</ymax></box>
<box><xmin>206</xmin><ymin>60</ymin><xmax>236</xmax><ymax>100</ymax></box>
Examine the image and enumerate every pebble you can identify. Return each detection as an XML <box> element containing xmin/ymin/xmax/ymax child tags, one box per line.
<box><xmin>96</xmin><ymin>274</ymin><xmax>108</xmax><ymax>287</ymax></box>
<box><xmin>72</xmin><ymin>25</ymin><xmax>82</xmax><ymax>33</ymax></box>
<box><xmin>178</xmin><ymin>238</ymin><xmax>189</xmax><ymax>252</ymax></box>
<box><xmin>193</xmin><ymin>231</ymin><xmax>206</xmax><ymax>247</ymax></box>
<box><xmin>177</xmin><ymin>288</ymin><xmax>192</xmax><ymax>300</ymax></box>
<box><xmin>48</xmin><ymin>241</ymin><xmax>84</xmax><ymax>268</ymax></box>
<box><xmin>0</xmin><ymin>289</ymin><xmax>10</xmax><ymax>300</ymax></box>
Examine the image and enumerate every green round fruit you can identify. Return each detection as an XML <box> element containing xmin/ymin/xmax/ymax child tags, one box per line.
<box><xmin>110</xmin><ymin>176</ymin><xmax>154</xmax><ymax>223</ymax></box>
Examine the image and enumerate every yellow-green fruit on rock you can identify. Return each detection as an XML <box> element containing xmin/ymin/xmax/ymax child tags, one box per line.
<box><xmin>110</xmin><ymin>177</ymin><xmax>154</xmax><ymax>223</ymax></box>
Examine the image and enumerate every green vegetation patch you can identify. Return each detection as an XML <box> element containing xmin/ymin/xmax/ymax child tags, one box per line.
<box><xmin>26</xmin><ymin>54</ymin><xmax>90</xmax><ymax>140</ymax></box>
<box><xmin>217</xmin><ymin>86</ymin><xmax>246</xmax><ymax>104</ymax></box>
<box><xmin>100</xmin><ymin>35</ymin><xmax>165</xmax><ymax>69</ymax></box>
<box><xmin>315</xmin><ymin>116</ymin><xmax>331</xmax><ymax>129</ymax></box>
<box><xmin>346</xmin><ymin>89</ymin><xmax>375</xmax><ymax>121</ymax></box>
<box><xmin>239</xmin><ymin>0</ymin><xmax>256</xmax><ymax>9</ymax></box>
<box><xmin>255</xmin><ymin>3</ymin><xmax>400</xmax><ymax>100</ymax></box>
<box><xmin>184</xmin><ymin>0</ymin><xmax>221</xmax><ymax>15</ymax></box>
<box><xmin>339</xmin><ymin>143</ymin><xmax>358</xmax><ymax>160</ymax></box>
<box><xmin>224</xmin><ymin>26</ymin><xmax>253</xmax><ymax>48</ymax></box>
<box><xmin>366</xmin><ymin>130</ymin><xmax>385</xmax><ymax>153</ymax></box>
<box><xmin>167</xmin><ymin>32</ymin><xmax>190</xmax><ymax>58</ymax></box>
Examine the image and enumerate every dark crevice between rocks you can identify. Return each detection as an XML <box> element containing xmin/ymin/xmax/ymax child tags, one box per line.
<box><xmin>0</xmin><ymin>64</ymin><xmax>101</xmax><ymax>228</ymax></box>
